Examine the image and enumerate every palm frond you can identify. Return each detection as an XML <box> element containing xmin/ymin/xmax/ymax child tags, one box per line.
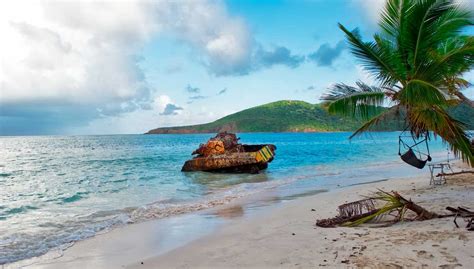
<box><xmin>379</xmin><ymin>0</ymin><xmax>415</xmax><ymax>75</ymax></box>
<box><xmin>321</xmin><ymin>0</ymin><xmax>474</xmax><ymax>167</ymax></box>
<box><xmin>342</xmin><ymin>189</ymin><xmax>439</xmax><ymax>226</ymax></box>
<box><xmin>321</xmin><ymin>81</ymin><xmax>386</xmax><ymax>120</ymax></box>
<box><xmin>374</xmin><ymin>34</ymin><xmax>408</xmax><ymax>81</ymax></box>
<box><xmin>410</xmin><ymin>0</ymin><xmax>451</xmax><ymax>67</ymax></box>
<box><xmin>350</xmin><ymin>105</ymin><xmax>401</xmax><ymax>139</ymax></box>
<box><xmin>424</xmin><ymin>36</ymin><xmax>474</xmax><ymax>81</ymax></box>
<box><xmin>397</xmin><ymin>79</ymin><xmax>449</xmax><ymax>107</ymax></box>
<box><xmin>338</xmin><ymin>24</ymin><xmax>402</xmax><ymax>85</ymax></box>
<box><xmin>420</xmin><ymin>1</ymin><xmax>473</xmax><ymax>53</ymax></box>
<box><xmin>379</xmin><ymin>0</ymin><xmax>414</xmax><ymax>40</ymax></box>
<box><xmin>343</xmin><ymin>190</ymin><xmax>405</xmax><ymax>227</ymax></box>
<box><xmin>408</xmin><ymin>105</ymin><xmax>474</xmax><ymax>165</ymax></box>
<box><xmin>410</xmin><ymin>1</ymin><xmax>472</xmax><ymax>75</ymax></box>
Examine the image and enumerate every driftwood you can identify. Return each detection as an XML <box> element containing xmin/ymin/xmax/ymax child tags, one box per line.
<box><xmin>393</xmin><ymin>191</ymin><xmax>439</xmax><ymax>220</ymax></box>
<box><xmin>316</xmin><ymin>191</ymin><xmax>441</xmax><ymax>228</ymax></box>
<box><xmin>446</xmin><ymin>207</ymin><xmax>474</xmax><ymax>231</ymax></box>
<box><xmin>436</xmin><ymin>170</ymin><xmax>474</xmax><ymax>177</ymax></box>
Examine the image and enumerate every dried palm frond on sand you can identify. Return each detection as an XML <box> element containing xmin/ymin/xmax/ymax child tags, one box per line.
<box><xmin>316</xmin><ymin>190</ymin><xmax>447</xmax><ymax>228</ymax></box>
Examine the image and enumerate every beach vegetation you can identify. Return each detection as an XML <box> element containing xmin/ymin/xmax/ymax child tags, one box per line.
<box><xmin>321</xmin><ymin>0</ymin><xmax>474</xmax><ymax>166</ymax></box>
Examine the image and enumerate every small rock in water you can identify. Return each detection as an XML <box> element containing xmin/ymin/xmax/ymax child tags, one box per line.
<box><xmin>292</xmin><ymin>232</ymin><xmax>296</xmax><ymax>236</ymax></box>
<box><xmin>311</xmin><ymin>208</ymin><xmax>316</xmax><ymax>211</ymax></box>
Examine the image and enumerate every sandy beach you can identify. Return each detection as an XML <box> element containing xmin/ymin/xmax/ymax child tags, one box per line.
<box><xmin>12</xmin><ymin>162</ymin><xmax>472</xmax><ymax>269</ymax></box>
<box><xmin>128</xmin><ymin>168</ymin><xmax>473</xmax><ymax>269</ymax></box>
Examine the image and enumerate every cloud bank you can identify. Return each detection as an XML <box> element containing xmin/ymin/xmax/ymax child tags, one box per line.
<box><xmin>0</xmin><ymin>0</ymin><xmax>259</xmax><ymax>134</ymax></box>
<box><xmin>1</xmin><ymin>0</ymin><xmax>381</xmax><ymax>135</ymax></box>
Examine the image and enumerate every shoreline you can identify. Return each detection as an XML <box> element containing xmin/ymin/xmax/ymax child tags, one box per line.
<box><xmin>131</xmin><ymin>168</ymin><xmax>473</xmax><ymax>269</ymax></box>
<box><xmin>8</xmin><ymin>161</ymin><xmax>473</xmax><ymax>268</ymax></box>
<box><xmin>1</xmin><ymin>155</ymin><xmax>429</xmax><ymax>266</ymax></box>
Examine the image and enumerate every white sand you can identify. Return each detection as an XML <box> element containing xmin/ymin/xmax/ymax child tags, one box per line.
<box><xmin>128</xmin><ymin>170</ymin><xmax>473</xmax><ymax>269</ymax></box>
<box><xmin>10</xmin><ymin>164</ymin><xmax>474</xmax><ymax>269</ymax></box>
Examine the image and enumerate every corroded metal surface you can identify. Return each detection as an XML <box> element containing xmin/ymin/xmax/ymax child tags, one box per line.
<box><xmin>182</xmin><ymin>132</ymin><xmax>276</xmax><ymax>173</ymax></box>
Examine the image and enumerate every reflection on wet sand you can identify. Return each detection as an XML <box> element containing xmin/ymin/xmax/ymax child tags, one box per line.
<box><xmin>270</xmin><ymin>188</ymin><xmax>329</xmax><ymax>201</ymax></box>
<box><xmin>185</xmin><ymin>171</ymin><xmax>272</xmax><ymax>188</ymax></box>
<box><xmin>212</xmin><ymin>205</ymin><xmax>245</xmax><ymax>219</ymax></box>
<box><xmin>207</xmin><ymin>188</ymin><xmax>329</xmax><ymax>221</ymax></box>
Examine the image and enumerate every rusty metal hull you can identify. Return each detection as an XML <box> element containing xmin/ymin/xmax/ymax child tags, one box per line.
<box><xmin>182</xmin><ymin>145</ymin><xmax>275</xmax><ymax>173</ymax></box>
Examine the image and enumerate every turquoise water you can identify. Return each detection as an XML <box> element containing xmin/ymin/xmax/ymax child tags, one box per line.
<box><xmin>0</xmin><ymin>132</ymin><xmax>453</xmax><ymax>264</ymax></box>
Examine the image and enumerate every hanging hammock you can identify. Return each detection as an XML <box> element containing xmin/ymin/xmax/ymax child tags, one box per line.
<box><xmin>399</xmin><ymin>129</ymin><xmax>432</xmax><ymax>169</ymax></box>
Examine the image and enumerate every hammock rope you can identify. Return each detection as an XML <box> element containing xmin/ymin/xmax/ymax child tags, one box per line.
<box><xmin>398</xmin><ymin>128</ymin><xmax>432</xmax><ymax>169</ymax></box>
<box><xmin>399</xmin><ymin>136</ymin><xmax>431</xmax><ymax>157</ymax></box>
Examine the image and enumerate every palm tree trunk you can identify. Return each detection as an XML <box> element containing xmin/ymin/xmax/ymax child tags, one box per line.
<box><xmin>394</xmin><ymin>192</ymin><xmax>439</xmax><ymax>220</ymax></box>
<box><xmin>405</xmin><ymin>201</ymin><xmax>439</xmax><ymax>220</ymax></box>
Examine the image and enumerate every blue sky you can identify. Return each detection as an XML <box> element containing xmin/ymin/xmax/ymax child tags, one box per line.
<box><xmin>0</xmin><ymin>0</ymin><xmax>473</xmax><ymax>135</ymax></box>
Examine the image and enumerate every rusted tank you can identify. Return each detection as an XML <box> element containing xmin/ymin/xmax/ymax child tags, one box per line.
<box><xmin>182</xmin><ymin>132</ymin><xmax>276</xmax><ymax>173</ymax></box>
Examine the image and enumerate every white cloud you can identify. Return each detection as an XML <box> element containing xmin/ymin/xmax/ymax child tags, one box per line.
<box><xmin>0</xmin><ymin>0</ymin><xmax>157</xmax><ymax>110</ymax></box>
<box><xmin>351</xmin><ymin>0</ymin><xmax>386</xmax><ymax>26</ymax></box>
<box><xmin>0</xmin><ymin>0</ymin><xmax>254</xmax><ymax>134</ymax></box>
<box><xmin>153</xmin><ymin>95</ymin><xmax>173</xmax><ymax>110</ymax></box>
<box><xmin>1</xmin><ymin>0</ymin><xmax>252</xmax><ymax>103</ymax></box>
<box><xmin>155</xmin><ymin>0</ymin><xmax>253</xmax><ymax>76</ymax></box>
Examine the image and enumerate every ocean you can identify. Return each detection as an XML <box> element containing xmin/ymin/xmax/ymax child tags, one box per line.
<box><xmin>0</xmin><ymin>132</ymin><xmax>453</xmax><ymax>264</ymax></box>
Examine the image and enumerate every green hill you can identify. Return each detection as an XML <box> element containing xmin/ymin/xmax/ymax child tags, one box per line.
<box><xmin>145</xmin><ymin>100</ymin><xmax>474</xmax><ymax>134</ymax></box>
<box><xmin>447</xmin><ymin>102</ymin><xmax>474</xmax><ymax>129</ymax></box>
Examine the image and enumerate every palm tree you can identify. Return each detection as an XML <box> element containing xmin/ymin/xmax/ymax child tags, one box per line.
<box><xmin>321</xmin><ymin>0</ymin><xmax>474</xmax><ymax>166</ymax></box>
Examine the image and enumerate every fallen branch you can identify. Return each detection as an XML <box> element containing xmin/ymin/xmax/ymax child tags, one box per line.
<box><xmin>446</xmin><ymin>206</ymin><xmax>474</xmax><ymax>230</ymax></box>
<box><xmin>436</xmin><ymin>170</ymin><xmax>474</xmax><ymax>177</ymax></box>
<box><xmin>316</xmin><ymin>190</ymin><xmax>442</xmax><ymax>228</ymax></box>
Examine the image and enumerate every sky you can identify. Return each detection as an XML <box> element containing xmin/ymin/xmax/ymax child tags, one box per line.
<box><xmin>0</xmin><ymin>0</ymin><xmax>473</xmax><ymax>135</ymax></box>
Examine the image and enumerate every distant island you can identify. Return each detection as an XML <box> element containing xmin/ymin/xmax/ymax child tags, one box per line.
<box><xmin>146</xmin><ymin>100</ymin><xmax>474</xmax><ymax>134</ymax></box>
